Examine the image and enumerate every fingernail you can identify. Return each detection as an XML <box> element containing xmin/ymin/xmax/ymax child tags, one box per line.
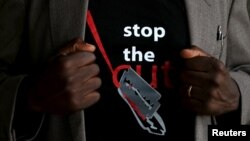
<box><xmin>85</xmin><ymin>43</ymin><xmax>96</xmax><ymax>51</ymax></box>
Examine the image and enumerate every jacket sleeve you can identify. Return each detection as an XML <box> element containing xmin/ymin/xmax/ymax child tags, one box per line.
<box><xmin>0</xmin><ymin>0</ymin><xmax>43</xmax><ymax>140</ymax></box>
<box><xmin>0</xmin><ymin>0</ymin><xmax>26</xmax><ymax>140</ymax></box>
<box><xmin>226</xmin><ymin>0</ymin><xmax>250</xmax><ymax>124</ymax></box>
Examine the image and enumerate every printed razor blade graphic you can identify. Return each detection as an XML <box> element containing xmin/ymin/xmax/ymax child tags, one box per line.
<box><xmin>87</xmin><ymin>11</ymin><xmax>165</xmax><ymax>135</ymax></box>
<box><xmin>118</xmin><ymin>68</ymin><xmax>166</xmax><ymax>135</ymax></box>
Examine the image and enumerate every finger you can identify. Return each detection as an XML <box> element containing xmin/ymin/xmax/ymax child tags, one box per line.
<box><xmin>183</xmin><ymin>56</ymin><xmax>213</xmax><ymax>72</ymax></box>
<box><xmin>59</xmin><ymin>52</ymin><xmax>96</xmax><ymax>68</ymax></box>
<box><xmin>67</xmin><ymin>78</ymin><xmax>101</xmax><ymax>111</ymax></box>
<box><xmin>79</xmin><ymin>92</ymin><xmax>101</xmax><ymax>109</ymax></box>
<box><xmin>75</xmin><ymin>64</ymin><xmax>100</xmax><ymax>83</ymax></box>
<box><xmin>71</xmin><ymin>77</ymin><xmax>102</xmax><ymax>96</ymax></box>
<box><xmin>182</xmin><ymin>96</ymin><xmax>226</xmax><ymax>115</ymax></box>
<box><xmin>180</xmin><ymin>70</ymin><xmax>210</xmax><ymax>87</ymax></box>
<box><xmin>59</xmin><ymin>38</ymin><xmax>96</xmax><ymax>55</ymax></box>
<box><xmin>80</xmin><ymin>77</ymin><xmax>102</xmax><ymax>96</ymax></box>
<box><xmin>180</xmin><ymin>45</ymin><xmax>210</xmax><ymax>59</ymax></box>
<box><xmin>180</xmin><ymin>85</ymin><xmax>209</xmax><ymax>101</ymax></box>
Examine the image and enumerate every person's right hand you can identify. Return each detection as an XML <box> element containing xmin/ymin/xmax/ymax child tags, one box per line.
<box><xmin>28</xmin><ymin>38</ymin><xmax>101</xmax><ymax>114</ymax></box>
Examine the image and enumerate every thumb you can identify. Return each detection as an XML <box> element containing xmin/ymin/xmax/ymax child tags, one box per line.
<box><xmin>59</xmin><ymin>38</ymin><xmax>96</xmax><ymax>55</ymax></box>
<box><xmin>180</xmin><ymin>46</ymin><xmax>210</xmax><ymax>59</ymax></box>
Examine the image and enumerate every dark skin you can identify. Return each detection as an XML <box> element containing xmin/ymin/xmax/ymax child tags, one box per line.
<box><xmin>25</xmin><ymin>40</ymin><xmax>239</xmax><ymax>116</ymax></box>
<box><xmin>179</xmin><ymin>46</ymin><xmax>240</xmax><ymax>116</ymax></box>
<box><xmin>27</xmin><ymin>38</ymin><xmax>101</xmax><ymax>115</ymax></box>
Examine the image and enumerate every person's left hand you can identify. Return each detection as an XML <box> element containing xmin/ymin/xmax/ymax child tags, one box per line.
<box><xmin>179</xmin><ymin>46</ymin><xmax>240</xmax><ymax>115</ymax></box>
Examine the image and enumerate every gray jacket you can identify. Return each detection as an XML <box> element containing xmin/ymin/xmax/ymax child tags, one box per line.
<box><xmin>248</xmin><ymin>0</ymin><xmax>250</xmax><ymax>16</ymax></box>
<box><xmin>1</xmin><ymin>0</ymin><xmax>250</xmax><ymax>141</ymax></box>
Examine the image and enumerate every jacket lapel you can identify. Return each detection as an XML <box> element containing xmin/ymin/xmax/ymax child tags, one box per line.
<box><xmin>49</xmin><ymin>1</ymin><xmax>89</xmax><ymax>141</ymax></box>
<box><xmin>47</xmin><ymin>1</ymin><xmax>227</xmax><ymax>141</ymax></box>
<box><xmin>184</xmin><ymin>2</ymin><xmax>215</xmax><ymax>140</ymax></box>
<box><xmin>49</xmin><ymin>0</ymin><xmax>88</xmax><ymax>49</ymax></box>
<box><xmin>184</xmin><ymin>0</ymin><xmax>222</xmax><ymax>56</ymax></box>
<box><xmin>184</xmin><ymin>1</ymin><xmax>229</xmax><ymax>141</ymax></box>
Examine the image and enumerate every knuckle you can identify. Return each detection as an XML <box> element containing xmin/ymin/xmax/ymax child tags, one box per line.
<box><xmin>92</xmin><ymin>92</ymin><xmax>101</xmax><ymax>103</ymax></box>
<box><xmin>65</xmin><ymin>93</ymin><xmax>82</xmax><ymax>111</ymax></box>
<box><xmin>93</xmin><ymin>77</ymin><xmax>102</xmax><ymax>89</ymax></box>
<box><xmin>83</xmin><ymin>92</ymin><xmax>101</xmax><ymax>108</ymax></box>
<box><xmin>210</xmin><ymin>57</ymin><xmax>225</xmax><ymax>71</ymax></box>
<box><xmin>205</xmin><ymin>101</ymin><xmax>218</xmax><ymax>115</ymax></box>
<box><xmin>58</xmin><ymin>59</ymin><xmax>72</xmax><ymax>70</ymax></box>
<box><xmin>211</xmin><ymin>73</ymin><xmax>224</xmax><ymax>86</ymax></box>
<box><xmin>209</xmin><ymin>62</ymin><xmax>226</xmax><ymax>85</ymax></box>
<box><xmin>83</xmin><ymin>52</ymin><xmax>96</xmax><ymax>61</ymax></box>
<box><xmin>209</xmin><ymin>88</ymin><xmax>219</xmax><ymax>98</ymax></box>
<box><xmin>61</xmin><ymin>75</ymin><xmax>74</xmax><ymax>86</ymax></box>
<box><xmin>65</xmin><ymin>75</ymin><xmax>75</xmax><ymax>84</ymax></box>
<box><xmin>205</xmin><ymin>99</ymin><xmax>226</xmax><ymax>115</ymax></box>
<box><xmin>84</xmin><ymin>77</ymin><xmax>102</xmax><ymax>91</ymax></box>
<box><xmin>64</xmin><ymin>85</ymin><xmax>76</xmax><ymax>95</ymax></box>
<box><xmin>68</xmin><ymin>98</ymin><xmax>79</xmax><ymax>111</ymax></box>
<box><xmin>230</xmin><ymin>101</ymin><xmax>239</xmax><ymax>110</ymax></box>
<box><xmin>216</xmin><ymin>61</ymin><xmax>226</xmax><ymax>72</ymax></box>
<box><xmin>227</xmin><ymin>97</ymin><xmax>239</xmax><ymax>110</ymax></box>
<box><xmin>90</xmin><ymin>64</ymin><xmax>100</xmax><ymax>75</ymax></box>
<box><xmin>212</xmin><ymin>60</ymin><xmax>226</xmax><ymax>74</ymax></box>
<box><xmin>207</xmin><ymin>71</ymin><xmax>225</xmax><ymax>87</ymax></box>
<box><xmin>207</xmin><ymin>88</ymin><xmax>213</xmax><ymax>95</ymax></box>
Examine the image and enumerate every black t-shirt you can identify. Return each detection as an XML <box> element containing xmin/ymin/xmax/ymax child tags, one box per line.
<box><xmin>85</xmin><ymin>0</ymin><xmax>194</xmax><ymax>140</ymax></box>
